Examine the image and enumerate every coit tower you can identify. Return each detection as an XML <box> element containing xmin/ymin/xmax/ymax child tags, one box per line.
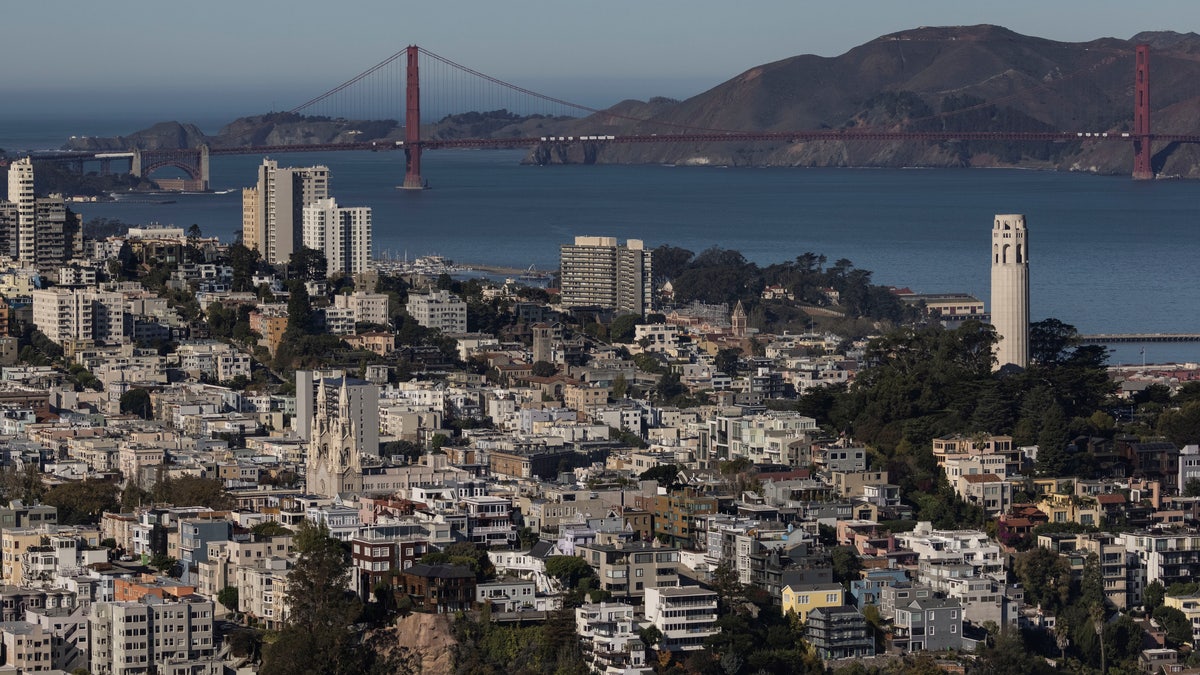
<box><xmin>990</xmin><ymin>214</ymin><xmax>1030</xmax><ymax>370</ymax></box>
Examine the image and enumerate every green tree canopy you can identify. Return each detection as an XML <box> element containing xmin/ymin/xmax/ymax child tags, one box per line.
<box><xmin>544</xmin><ymin>555</ymin><xmax>595</xmax><ymax>589</ymax></box>
<box><xmin>288</xmin><ymin>246</ymin><xmax>328</xmax><ymax>282</ymax></box>
<box><xmin>260</xmin><ymin>521</ymin><xmax>366</xmax><ymax>675</ymax></box>
<box><xmin>42</xmin><ymin>481</ymin><xmax>119</xmax><ymax>525</ymax></box>
<box><xmin>119</xmin><ymin>388</ymin><xmax>153</xmax><ymax>419</ymax></box>
<box><xmin>151</xmin><ymin>476</ymin><xmax>234</xmax><ymax>510</ymax></box>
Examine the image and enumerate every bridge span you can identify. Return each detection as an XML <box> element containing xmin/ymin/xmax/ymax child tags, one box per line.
<box><xmin>24</xmin><ymin>43</ymin><xmax>1176</xmax><ymax>190</ymax></box>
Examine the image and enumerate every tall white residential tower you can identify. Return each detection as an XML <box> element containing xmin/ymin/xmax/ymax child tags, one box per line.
<box><xmin>7</xmin><ymin>158</ymin><xmax>34</xmax><ymax>263</ymax></box>
<box><xmin>302</xmin><ymin>198</ymin><xmax>372</xmax><ymax>275</ymax></box>
<box><xmin>990</xmin><ymin>214</ymin><xmax>1029</xmax><ymax>370</ymax></box>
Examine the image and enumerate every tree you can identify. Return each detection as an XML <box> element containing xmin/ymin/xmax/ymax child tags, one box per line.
<box><xmin>186</xmin><ymin>223</ymin><xmax>202</xmax><ymax>240</ymax></box>
<box><xmin>260</xmin><ymin>521</ymin><xmax>367</xmax><ymax>675</ymax></box>
<box><xmin>149</xmin><ymin>553</ymin><xmax>178</xmax><ymax>576</ymax></box>
<box><xmin>217</xmin><ymin>586</ymin><xmax>239</xmax><ymax>613</ymax></box>
<box><xmin>288</xmin><ymin>246</ymin><xmax>328</xmax><ymax>282</ymax></box>
<box><xmin>830</xmin><ymin>546</ymin><xmax>862</xmax><ymax>586</ymax></box>
<box><xmin>1185</xmin><ymin>479</ymin><xmax>1200</xmax><ymax>498</ymax></box>
<box><xmin>251</xmin><ymin>521</ymin><xmax>293</xmax><ymax>538</ymax></box>
<box><xmin>1144</xmin><ymin>580</ymin><xmax>1166</xmax><ymax>612</ymax></box>
<box><xmin>226</xmin><ymin>242</ymin><xmax>262</xmax><ymax>292</ymax></box>
<box><xmin>639</xmin><ymin>464</ymin><xmax>679</xmax><ymax>488</ymax></box>
<box><xmin>285</xmin><ymin>280</ymin><xmax>315</xmax><ymax>336</ymax></box>
<box><xmin>545</xmin><ymin>555</ymin><xmax>594</xmax><ymax>589</ymax></box>
<box><xmin>119</xmin><ymin>388</ymin><xmax>152</xmax><ymax>419</ymax></box>
<box><xmin>152</xmin><ymin>476</ymin><xmax>235</xmax><ymax>510</ymax></box>
<box><xmin>1014</xmin><ymin>547</ymin><xmax>1071</xmax><ymax>613</ymax></box>
<box><xmin>1157</xmin><ymin>401</ymin><xmax>1200</xmax><ymax>447</ymax></box>
<box><xmin>611</xmin><ymin>373</ymin><xmax>628</xmax><ymax>399</ymax></box>
<box><xmin>42</xmin><ymin>481</ymin><xmax>119</xmax><ymax>525</ymax></box>
<box><xmin>651</xmin><ymin>245</ymin><xmax>694</xmax><ymax>283</ymax></box>
<box><xmin>1154</xmin><ymin>605</ymin><xmax>1192</xmax><ymax>647</ymax></box>
<box><xmin>0</xmin><ymin>461</ymin><xmax>45</xmax><ymax>505</ymax></box>
<box><xmin>715</xmin><ymin>347</ymin><xmax>742</xmax><ymax>377</ymax></box>
<box><xmin>710</xmin><ymin>560</ymin><xmax>746</xmax><ymax>614</ymax></box>
<box><xmin>530</xmin><ymin>360</ymin><xmax>557</xmax><ymax>377</ymax></box>
<box><xmin>609</xmin><ymin>313</ymin><xmax>644</xmax><ymax>343</ymax></box>
<box><xmin>1029</xmin><ymin>318</ymin><xmax>1080</xmax><ymax>366</ymax></box>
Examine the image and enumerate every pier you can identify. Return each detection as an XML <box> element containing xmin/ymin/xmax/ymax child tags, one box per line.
<box><xmin>1078</xmin><ymin>333</ymin><xmax>1200</xmax><ymax>344</ymax></box>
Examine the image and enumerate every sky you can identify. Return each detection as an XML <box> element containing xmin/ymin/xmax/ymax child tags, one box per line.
<box><xmin>3</xmin><ymin>0</ymin><xmax>1199</xmax><ymax>122</ymax></box>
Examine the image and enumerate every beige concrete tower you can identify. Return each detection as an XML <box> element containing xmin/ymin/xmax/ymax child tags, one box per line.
<box><xmin>7</xmin><ymin>158</ymin><xmax>34</xmax><ymax>263</ymax></box>
<box><xmin>990</xmin><ymin>214</ymin><xmax>1029</xmax><ymax>370</ymax></box>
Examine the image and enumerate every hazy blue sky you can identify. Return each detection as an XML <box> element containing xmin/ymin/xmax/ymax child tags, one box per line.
<box><xmin>4</xmin><ymin>0</ymin><xmax>1199</xmax><ymax>120</ymax></box>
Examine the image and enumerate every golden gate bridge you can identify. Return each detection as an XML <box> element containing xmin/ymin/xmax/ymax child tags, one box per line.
<box><xmin>31</xmin><ymin>44</ymin><xmax>1182</xmax><ymax>190</ymax></box>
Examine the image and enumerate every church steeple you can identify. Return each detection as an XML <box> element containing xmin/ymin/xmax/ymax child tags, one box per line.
<box><xmin>731</xmin><ymin>300</ymin><xmax>747</xmax><ymax>338</ymax></box>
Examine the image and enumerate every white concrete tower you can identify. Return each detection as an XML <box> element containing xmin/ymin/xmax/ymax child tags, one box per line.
<box><xmin>990</xmin><ymin>214</ymin><xmax>1029</xmax><ymax>370</ymax></box>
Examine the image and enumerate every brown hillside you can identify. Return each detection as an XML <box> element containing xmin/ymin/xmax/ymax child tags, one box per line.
<box><xmin>561</xmin><ymin>25</ymin><xmax>1200</xmax><ymax>176</ymax></box>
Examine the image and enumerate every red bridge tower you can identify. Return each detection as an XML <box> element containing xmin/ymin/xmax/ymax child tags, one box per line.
<box><xmin>402</xmin><ymin>45</ymin><xmax>425</xmax><ymax>189</ymax></box>
<box><xmin>1133</xmin><ymin>44</ymin><xmax>1153</xmax><ymax>180</ymax></box>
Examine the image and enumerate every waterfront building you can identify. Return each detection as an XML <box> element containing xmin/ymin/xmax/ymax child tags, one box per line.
<box><xmin>990</xmin><ymin>214</ymin><xmax>1029</xmax><ymax>369</ymax></box>
<box><xmin>301</xmin><ymin>198</ymin><xmax>372</xmax><ymax>275</ymax></box>
<box><xmin>559</xmin><ymin>236</ymin><xmax>653</xmax><ymax>316</ymax></box>
<box><xmin>242</xmin><ymin>159</ymin><xmax>330</xmax><ymax>265</ymax></box>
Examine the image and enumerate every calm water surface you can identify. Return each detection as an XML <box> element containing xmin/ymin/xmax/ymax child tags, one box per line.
<box><xmin>6</xmin><ymin>123</ymin><xmax>1198</xmax><ymax>366</ymax></box>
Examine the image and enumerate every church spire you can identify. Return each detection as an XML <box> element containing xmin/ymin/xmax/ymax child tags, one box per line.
<box><xmin>731</xmin><ymin>300</ymin><xmax>747</xmax><ymax>338</ymax></box>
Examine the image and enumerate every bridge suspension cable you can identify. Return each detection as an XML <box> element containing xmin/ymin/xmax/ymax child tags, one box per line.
<box><xmin>289</xmin><ymin>48</ymin><xmax>408</xmax><ymax>114</ymax></box>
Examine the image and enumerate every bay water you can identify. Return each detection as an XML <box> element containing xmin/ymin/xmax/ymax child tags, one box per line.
<box><xmin>4</xmin><ymin>122</ymin><xmax>1198</xmax><ymax>366</ymax></box>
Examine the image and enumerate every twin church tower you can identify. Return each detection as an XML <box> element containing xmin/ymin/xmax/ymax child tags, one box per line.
<box><xmin>990</xmin><ymin>214</ymin><xmax>1030</xmax><ymax>370</ymax></box>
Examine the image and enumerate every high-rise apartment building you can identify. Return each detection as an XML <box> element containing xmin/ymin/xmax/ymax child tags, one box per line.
<box><xmin>241</xmin><ymin>159</ymin><xmax>330</xmax><ymax>265</ymax></box>
<box><xmin>34</xmin><ymin>197</ymin><xmax>81</xmax><ymax>268</ymax></box>
<box><xmin>990</xmin><ymin>214</ymin><xmax>1029</xmax><ymax>370</ymax></box>
<box><xmin>0</xmin><ymin>203</ymin><xmax>17</xmax><ymax>259</ymax></box>
<box><xmin>32</xmin><ymin>288</ymin><xmax>125</xmax><ymax>346</ymax></box>
<box><xmin>560</xmin><ymin>236</ymin><xmax>653</xmax><ymax>315</ymax></box>
<box><xmin>7</xmin><ymin>158</ymin><xmax>34</xmax><ymax>263</ymax></box>
<box><xmin>240</xmin><ymin>186</ymin><xmax>260</xmax><ymax>251</ymax></box>
<box><xmin>302</xmin><ymin>198</ymin><xmax>372</xmax><ymax>275</ymax></box>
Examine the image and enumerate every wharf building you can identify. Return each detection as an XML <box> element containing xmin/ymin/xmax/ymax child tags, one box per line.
<box><xmin>559</xmin><ymin>236</ymin><xmax>653</xmax><ymax>316</ymax></box>
<box><xmin>990</xmin><ymin>214</ymin><xmax>1029</xmax><ymax>370</ymax></box>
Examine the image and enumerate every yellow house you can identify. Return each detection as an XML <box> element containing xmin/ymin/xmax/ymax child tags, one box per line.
<box><xmin>781</xmin><ymin>582</ymin><xmax>844</xmax><ymax>622</ymax></box>
<box><xmin>1035</xmin><ymin>491</ymin><xmax>1102</xmax><ymax>527</ymax></box>
<box><xmin>1164</xmin><ymin>595</ymin><xmax>1200</xmax><ymax>644</ymax></box>
<box><xmin>1</xmin><ymin>529</ymin><xmax>44</xmax><ymax>585</ymax></box>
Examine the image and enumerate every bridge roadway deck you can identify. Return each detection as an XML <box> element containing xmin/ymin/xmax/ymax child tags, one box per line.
<box><xmin>1079</xmin><ymin>334</ymin><xmax>1200</xmax><ymax>344</ymax></box>
<box><xmin>29</xmin><ymin>130</ymin><xmax>1200</xmax><ymax>163</ymax></box>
